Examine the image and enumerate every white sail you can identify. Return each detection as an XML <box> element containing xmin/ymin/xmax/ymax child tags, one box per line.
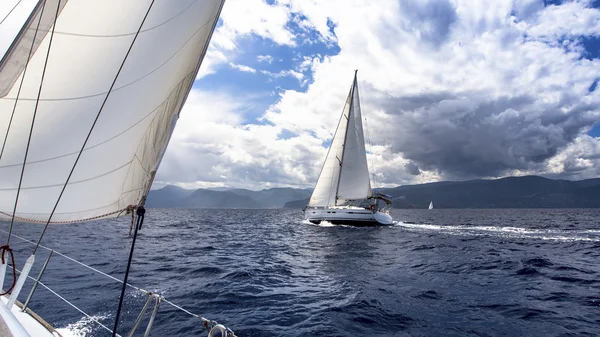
<box><xmin>428</xmin><ymin>201</ymin><xmax>433</xmax><ymax>209</ymax></box>
<box><xmin>336</xmin><ymin>75</ymin><xmax>372</xmax><ymax>203</ymax></box>
<box><xmin>0</xmin><ymin>0</ymin><xmax>225</xmax><ymax>223</ymax></box>
<box><xmin>308</xmin><ymin>71</ymin><xmax>372</xmax><ymax>207</ymax></box>
<box><xmin>0</xmin><ymin>0</ymin><xmax>69</xmax><ymax>98</ymax></box>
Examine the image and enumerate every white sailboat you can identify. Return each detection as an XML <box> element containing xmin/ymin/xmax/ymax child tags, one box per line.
<box><xmin>0</xmin><ymin>1</ymin><xmax>235</xmax><ymax>336</ymax></box>
<box><xmin>304</xmin><ymin>71</ymin><xmax>393</xmax><ymax>226</ymax></box>
<box><xmin>428</xmin><ymin>201</ymin><xmax>433</xmax><ymax>209</ymax></box>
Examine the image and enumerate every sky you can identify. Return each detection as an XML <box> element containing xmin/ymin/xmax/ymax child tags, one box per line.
<box><xmin>3</xmin><ymin>0</ymin><xmax>600</xmax><ymax>191</ymax></box>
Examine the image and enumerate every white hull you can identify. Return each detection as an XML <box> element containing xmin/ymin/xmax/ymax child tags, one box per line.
<box><xmin>0</xmin><ymin>296</ymin><xmax>60</xmax><ymax>337</ymax></box>
<box><xmin>305</xmin><ymin>207</ymin><xmax>393</xmax><ymax>226</ymax></box>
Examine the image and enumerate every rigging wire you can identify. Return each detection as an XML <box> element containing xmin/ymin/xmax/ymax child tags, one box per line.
<box><xmin>0</xmin><ymin>6</ymin><xmax>219</xmax><ymax>103</ymax></box>
<box><xmin>32</xmin><ymin>0</ymin><xmax>155</xmax><ymax>255</ymax></box>
<box><xmin>19</xmin><ymin>0</ymin><xmax>198</xmax><ymax>38</ymax></box>
<box><xmin>7</xmin><ymin>263</ymin><xmax>115</xmax><ymax>335</ymax></box>
<box><xmin>0</xmin><ymin>227</ymin><xmax>236</xmax><ymax>336</ymax></box>
<box><xmin>334</xmin><ymin>70</ymin><xmax>357</xmax><ymax>206</ymax></box>
<box><xmin>1</xmin><ymin>0</ymin><xmax>44</xmax><ymax>162</ymax></box>
<box><xmin>5</xmin><ymin>0</ymin><xmax>50</xmax><ymax>246</ymax></box>
<box><xmin>0</xmin><ymin>0</ymin><xmax>22</xmax><ymax>26</ymax></box>
<box><xmin>113</xmin><ymin>206</ymin><xmax>145</xmax><ymax>337</ymax></box>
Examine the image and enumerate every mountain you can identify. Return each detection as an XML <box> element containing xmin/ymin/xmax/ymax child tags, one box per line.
<box><xmin>180</xmin><ymin>189</ymin><xmax>264</xmax><ymax>208</ymax></box>
<box><xmin>229</xmin><ymin>187</ymin><xmax>312</xmax><ymax>208</ymax></box>
<box><xmin>149</xmin><ymin>176</ymin><xmax>600</xmax><ymax>209</ymax></box>
<box><xmin>147</xmin><ymin>186</ymin><xmax>312</xmax><ymax>209</ymax></box>
<box><xmin>283</xmin><ymin>198</ymin><xmax>310</xmax><ymax>208</ymax></box>
<box><xmin>146</xmin><ymin>185</ymin><xmax>194</xmax><ymax>208</ymax></box>
<box><xmin>285</xmin><ymin>175</ymin><xmax>600</xmax><ymax>209</ymax></box>
<box><xmin>376</xmin><ymin>175</ymin><xmax>600</xmax><ymax>209</ymax></box>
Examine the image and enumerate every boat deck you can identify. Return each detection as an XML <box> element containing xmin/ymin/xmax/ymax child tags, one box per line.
<box><xmin>0</xmin><ymin>296</ymin><xmax>59</xmax><ymax>337</ymax></box>
<box><xmin>0</xmin><ymin>314</ymin><xmax>13</xmax><ymax>337</ymax></box>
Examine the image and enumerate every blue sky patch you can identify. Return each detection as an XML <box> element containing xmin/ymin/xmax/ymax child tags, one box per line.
<box><xmin>277</xmin><ymin>128</ymin><xmax>299</xmax><ymax>140</ymax></box>
<box><xmin>581</xmin><ymin>36</ymin><xmax>600</xmax><ymax>60</ymax></box>
<box><xmin>588</xmin><ymin>79</ymin><xmax>599</xmax><ymax>93</ymax></box>
<box><xmin>588</xmin><ymin>124</ymin><xmax>600</xmax><ymax>137</ymax></box>
<box><xmin>195</xmin><ymin>19</ymin><xmax>340</xmax><ymax>125</ymax></box>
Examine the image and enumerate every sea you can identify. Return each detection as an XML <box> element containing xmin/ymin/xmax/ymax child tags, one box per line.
<box><xmin>0</xmin><ymin>208</ymin><xmax>599</xmax><ymax>337</ymax></box>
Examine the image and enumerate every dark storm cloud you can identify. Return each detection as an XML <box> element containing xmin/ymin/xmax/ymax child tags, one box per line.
<box><xmin>377</xmin><ymin>92</ymin><xmax>600</xmax><ymax>179</ymax></box>
<box><xmin>404</xmin><ymin>161</ymin><xmax>421</xmax><ymax>175</ymax></box>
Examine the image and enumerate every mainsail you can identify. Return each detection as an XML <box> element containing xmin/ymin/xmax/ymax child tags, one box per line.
<box><xmin>308</xmin><ymin>71</ymin><xmax>372</xmax><ymax>207</ymax></box>
<box><xmin>0</xmin><ymin>0</ymin><xmax>225</xmax><ymax>223</ymax></box>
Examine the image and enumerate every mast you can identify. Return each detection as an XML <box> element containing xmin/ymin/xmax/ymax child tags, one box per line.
<box><xmin>334</xmin><ymin>69</ymin><xmax>357</xmax><ymax>206</ymax></box>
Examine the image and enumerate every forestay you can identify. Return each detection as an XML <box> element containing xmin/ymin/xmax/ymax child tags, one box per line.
<box><xmin>308</xmin><ymin>72</ymin><xmax>372</xmax><ymax>207</ymax></box>
<box><xmin>0</xmin><ymin>0</ymin><xmax>224</xmax><ymax>223</ymax></box>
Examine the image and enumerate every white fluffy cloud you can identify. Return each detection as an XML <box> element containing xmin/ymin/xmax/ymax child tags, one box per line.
<box><xmin>164</xmin><ymin>0</ymin><xmax>600</xmax><ymax>190</ymax></box>
<box><xmin>156</xmin><ymin>90</ymin><xmax>323</xmax><ymax>190</ymax></box>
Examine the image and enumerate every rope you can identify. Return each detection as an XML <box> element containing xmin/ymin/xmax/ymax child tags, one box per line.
<box><xmin>127</xmin><ymin>205</ymin><xmax>136</xmax><ymax>237</ymax></box>
<box><xmin>0</xmin><ymin>245</ymin><xmax>16</xmax><ymax>296</ymax></box>
<box><xmin>112</xmin><ymin>205</ymin><xmax>146</xmax><ymax>337</ymax></box>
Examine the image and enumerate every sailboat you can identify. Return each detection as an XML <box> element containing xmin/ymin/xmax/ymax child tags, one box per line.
<box><xmin>0</xmin><ymin>0</ymin><xmax>235</xmax><ymax>336</ymax></box>
<box><xmin>304</xmin><ymin>71</ymin><xmax>393</xmax><ymax>226</ymax></box>
<box><xmin>428</xmin><ymin>201</ymin><xmax>433</xmax><ymax>209</ymax></box>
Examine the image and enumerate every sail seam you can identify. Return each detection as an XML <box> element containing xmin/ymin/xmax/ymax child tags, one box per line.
<box><xmin>0</xmin><ymin>10</ymin><xmax>220</xmax><ymax>102</ymax></box>
<box><xmin>20</xmin><ymin>0</ymin><xmax>198</xmax><ymax>38</ymax></box>
<box><xmin>0</xmin><ymin>102</ymin><xmax>160</xmax><ymax>169</ymax></box>
<box><xmin>33</xmin><ymin>0</ymin><xmax>158</xmax><ymax>254</ymax></box>
<box><xmin>0</xmin><ymin>0</ymin><xmax>22</xmax><ymax>26</ymax></box>
<box><xmin>0</xmin><ymin>160</ymin><xmax>132</xmax><ymax>191</ymax></box>
<box><xmin>0</xmin><ymin>0</ymin><xmax>47</xmax><ymax>164</ymax></box>
<box><xmin>116</xmin><ymin>73</ymin><xmax>193</xmax><ymax>205</ymax></box>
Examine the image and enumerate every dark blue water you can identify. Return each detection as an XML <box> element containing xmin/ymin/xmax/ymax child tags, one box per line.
<box><xmin>1</xmin><ymin>209</ymin><xmax>600</xmax><ymax>336</ymax></box>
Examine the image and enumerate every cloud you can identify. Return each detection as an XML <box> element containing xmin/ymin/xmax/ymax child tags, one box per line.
<box><xmin>196</xmin><ymin>0</ymin><xmax>297</xmax><ymax>78</ymax></box>
<box><xmin>260</xmin><ymin>0</ymin><xmax>600</xmax><ymax>182</ymax></box>
<box><xmin>404</xmin><ymin>162</ymin><xmax>421</xmax><ymax>176</ymax></box>
<box><xmin>257</xmin><ymin>55</ymin><xmax>274</xmax><ymax>63</ymax></box>
<box><xmin>229</xmin><ymin>63</ymin><xmax>257</xmax><ymax>73</ymax></box>
<box><xmin>260</xmin><ymin>69</ymin><xmax>304</xmax><ymax>81</ymax></box>
<box><xmin>164</xmin><ymin>0</ymin><xmax>600</xmax><ymax>190</ymax></box>
<box><xmin>157</xmin><ymin>89</ymin><xmax>326</xmax><ymax>190</ymax></box>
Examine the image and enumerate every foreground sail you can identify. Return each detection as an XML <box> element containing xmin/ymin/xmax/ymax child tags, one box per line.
<box><xmin>0</xmin><ymin>0</ymin><xmax>223</xmax><ymax>223</ymax></box>
<box><xmin>304</xmin><ymin>71</ymin><xmax>393</xmax><ymax>226</ymax></box>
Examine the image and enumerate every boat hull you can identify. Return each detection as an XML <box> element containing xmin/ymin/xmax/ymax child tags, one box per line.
<box><xmin>305</xmin><ymin>207</ymin><xmax>393</xmax><ymax>226</ymax></box>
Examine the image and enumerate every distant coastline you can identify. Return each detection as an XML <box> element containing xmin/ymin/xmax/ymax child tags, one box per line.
<box><xmin>147</xmin><ymin>175</ymin><xmax>600</xmax><ymax>209</ymax></box>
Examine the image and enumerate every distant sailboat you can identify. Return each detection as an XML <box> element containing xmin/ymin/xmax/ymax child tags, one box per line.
<box><xmin>304</xmin><ymin>70</ymin><xmax>393</xmax><ymax>226</ymax></box>
<box><xmin>428</xmin><ymin>201</ymin><xmax>433</xmax><ymax>209</ymax></box>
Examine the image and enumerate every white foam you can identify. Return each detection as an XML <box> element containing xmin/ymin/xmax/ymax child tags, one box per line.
<box><xmin>301</xmin><ymin>219</ymin><xmax>356</xmax><ymax>228</ymax></box>
<box><xmin>395</xmin><ymin>222</ymin><xmax>600</xmax><ymax>242</ymax></box>
<box><xmin>56</xmin><ymin>314</ymin><xmax>109</xmax><ymax>337</ymax></box>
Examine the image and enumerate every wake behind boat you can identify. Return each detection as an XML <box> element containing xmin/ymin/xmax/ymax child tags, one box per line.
<box><xmin>304</xmin><ymin>71</ymin><xmax>393</xmax><ymax>226</ymax></box>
